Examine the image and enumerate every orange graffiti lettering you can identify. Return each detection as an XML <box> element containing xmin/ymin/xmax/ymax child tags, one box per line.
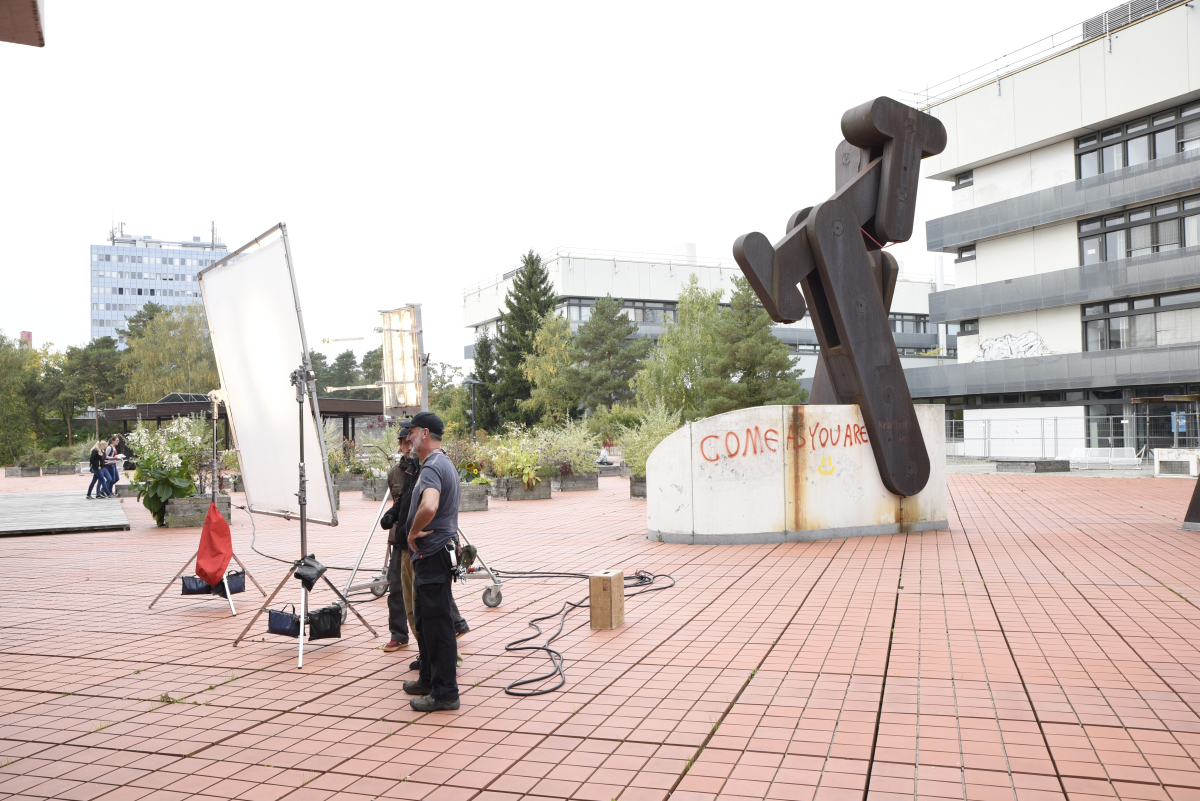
<box><xmin>742</xmin><ymin>427</ymin><xmax>763</xmax><ymax>456</ymax></box>
<box><xmin>808</xmin><ymin>424</ymin><xmax>820</xmax><ymax>451</ymax></box>
<box><xmin>764</xmin><ymin>429</ymin><xmax>779</xmax><ymax>453</ymax></box>
<box><xmin>724</xmin><ymin>431</ymin><xmax>740</xmax><ymax>458</ymax></box>
<box><xmin>700</xmin><ymin>435</ymin><xmax>719</xmax><ymax>462</ymax></box>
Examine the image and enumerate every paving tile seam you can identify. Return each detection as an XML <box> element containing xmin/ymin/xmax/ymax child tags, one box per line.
<box><xmin>950</xmin><ymin>487</ymin><xmax>1073</xmax><ymax>800</ymax></box>
<box><xmin>474</xmin><ymin>540</ymin><xmax>820</xmax><ymax>800</ymax></box>
<box><xmin>983</xmin><ymin>476</ymin><xmax>1200</xmax><ymax>790</ymax></box>
<box><xmin>987</xmin><ymin>485</ymin><xmax>1200</xmax><ymax>703</ymax></box>
<box><xmin>164</xmin><ymin>539</ymin><xmax>754</xmax><ymax>797</ymax></box>
<box><xmin>858</xmin><ymin>539</ymin><xmax>905</xmax><ymax>801</ymax></box>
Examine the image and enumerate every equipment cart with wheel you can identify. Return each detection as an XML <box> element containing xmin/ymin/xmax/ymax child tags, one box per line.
<box><xmin>340</xmin><ymin>496</ymin><xmax>503</xmax><ymax>608</ymax></box>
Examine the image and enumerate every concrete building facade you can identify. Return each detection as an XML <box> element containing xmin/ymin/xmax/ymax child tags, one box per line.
<box><xmin>464</xmin><ymin>247</ymin><xmax>954</xmax><ymax>384</ymax></box>
<box><xmin>911</xmin><ymin>0</ymin><xmax>1200</xmax><ymax>450</ymax></box>
<box><xmin>90</xmin><ymin>224</ymin><xmax>227</xmax><ymax>346</ymax></box>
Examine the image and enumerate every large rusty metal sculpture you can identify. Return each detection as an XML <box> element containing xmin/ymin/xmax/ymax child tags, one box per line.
<box><xmin>733</xmin><ymin>97</ymin><xmax>946</xmax><ymax>498</ymax></box>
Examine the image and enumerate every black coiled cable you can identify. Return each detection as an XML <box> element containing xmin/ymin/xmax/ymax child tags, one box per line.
<box><xmin>503</xmin><ymin>569</ymin><xmax>675</xmax><ymax>697</ymax></box>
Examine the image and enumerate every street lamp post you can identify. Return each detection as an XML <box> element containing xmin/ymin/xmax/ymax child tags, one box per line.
<box><xmin>463</xmin><ymin>378</ymin><xmax>483</xmax><ymax>443</ymax></box>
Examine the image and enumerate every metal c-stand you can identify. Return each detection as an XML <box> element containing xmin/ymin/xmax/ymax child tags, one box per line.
<box><xmin>233</xmin><ymin>365</ymin><xmax>377</xmax><ymax>668</ymax></box>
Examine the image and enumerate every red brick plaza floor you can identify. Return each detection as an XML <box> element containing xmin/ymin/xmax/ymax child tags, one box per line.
<box><xmin>1</xmin><ymin>472</ymin><xmax>1199</xmax><ymax>801</ymax></box>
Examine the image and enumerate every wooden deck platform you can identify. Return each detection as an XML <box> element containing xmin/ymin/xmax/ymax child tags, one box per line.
<box><xmin>0</xmin><ymin>491</ymin><xmax>130</xmax><ymax>536</ymax></box>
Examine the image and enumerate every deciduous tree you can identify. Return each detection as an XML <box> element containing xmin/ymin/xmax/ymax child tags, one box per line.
<box><xmin>64</xmin><ymin>336</ymin><xmax>126</xmax><ymax>441</ymax></box>
<box><xmin>123</xmin><ymin>305</ymin><xmax>217</xmax><ymax>403</ymax></box>
<box><xmin>522</xmin><ymin>312</ymin><xmax>581</xmax><ymax>423</ymax></box>
<box><xmin>0</xmin><ymin>332</ymin><xmax>37</xmax><ymax>464</ymax></box>
<box><xmin>633</xmin><ymin>275</ymin><xmax>722</xmax><ymax>421</ymax></box>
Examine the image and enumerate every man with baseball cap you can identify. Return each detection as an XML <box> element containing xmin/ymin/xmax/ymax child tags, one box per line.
<box><xmin>400</xmin><ymin>411</ymin><xmax>464</xmax><ymax>711</ymax></box>
<box><xmin>381</xmin><ymin>421</ymin><xmax>470</xmax><ymax>659</ymax></box>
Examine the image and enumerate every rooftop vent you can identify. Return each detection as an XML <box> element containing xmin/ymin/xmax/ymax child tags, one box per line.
<box><xmin>193</xmin><ymin>237</ymin><xmax>201</xmax><ymax>242</ymax></box>
<box><xmin>1083</xmin><ymin>0</ymin><xmax>1184</xmax><ymax>40</ymax></box>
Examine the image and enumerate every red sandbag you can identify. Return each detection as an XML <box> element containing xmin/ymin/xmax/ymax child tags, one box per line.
<box><xmin>196</xmin><ymin>502</ymin><xmax>232</xmax><ymax>586</ymax></box>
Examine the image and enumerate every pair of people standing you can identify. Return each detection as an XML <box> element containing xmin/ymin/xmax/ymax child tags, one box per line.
<box><xmin>86</xmin><ymin>436</ymin><xmax>123</xmax><ymax>498</ymax></box>
<box><xmin>379</xmin><ymin>412</ymin><xmax>465</xmax><ymax>712</ymax></box>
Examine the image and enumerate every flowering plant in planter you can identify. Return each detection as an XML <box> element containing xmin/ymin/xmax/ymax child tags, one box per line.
<box><xmin>126</xmin><ymin>417</ymin><xmax>206</xmax><ymax>526</ymax></box>
<box><xmin>616</xmin><ymin>402</ymin><xmax>680</xmax><ymax>478</ymax></box>
<box><xmin>534</xmin><ymin>420</ymin><xmax>599</xmax><ymax>476</ymax></box>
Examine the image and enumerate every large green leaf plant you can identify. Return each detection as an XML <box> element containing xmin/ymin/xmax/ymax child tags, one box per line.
<box><xmin>126</xmin><ymin>417</ymin><xmax>204</xmax><ymax>526</ymax></box>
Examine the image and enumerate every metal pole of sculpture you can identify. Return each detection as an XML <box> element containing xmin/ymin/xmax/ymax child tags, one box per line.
<box><xmin>732</xmin><ymin>97</ymin><xmax>947</xmax><ymax>498</ymax></box>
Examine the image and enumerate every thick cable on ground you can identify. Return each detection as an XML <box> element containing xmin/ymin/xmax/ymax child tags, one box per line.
<box><xmin>504</xmin><ymin>570</ymin><xmax>675</xmax><ymax>697</ymax></box>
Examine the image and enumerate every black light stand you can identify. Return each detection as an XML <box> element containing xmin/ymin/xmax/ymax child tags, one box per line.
<box><xmin>233</xmin><ymin>365</ymin><xmax>377</xmax><ymax>668</ymax></box>
<box><xmin>147</xmin><ymin>389</ymin><xmax>265</xmax><ymax>614</ymax></box>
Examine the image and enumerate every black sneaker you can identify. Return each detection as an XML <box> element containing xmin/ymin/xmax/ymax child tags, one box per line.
<box><xmin>402</xmin><ymin>680</ymin><xmax>431</xmax><ymax>695</ymax></box>
<box><xmin>410</xmin><ymin>695</ymin><xmax>459</xmax><ymax>712</ymax></box>
<box><xmin>454</xmin><ymin>620</ymin><xmax>469</xmax><ymax>639</ymax></box>
<box><xmin>410</xmin><ymin>657</ymin><xmax>421</xmax><ymax>671</ymax></box>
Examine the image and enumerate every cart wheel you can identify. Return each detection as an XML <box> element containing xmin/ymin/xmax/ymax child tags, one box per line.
<box><xmin>482</xmin><ymin>586</ymin><xmax>502</xmax><ymax>608</ymax></box>
<box><xmin>371</xmin><ymin>579</ymin><xmax>388</xmax><ymax>598</ymax></box>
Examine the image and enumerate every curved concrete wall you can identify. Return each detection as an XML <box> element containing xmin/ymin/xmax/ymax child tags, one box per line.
<box><xmin>646</xmin><ymin>405</ymin><xmax>947</xmax><ymax>544</ymax></box>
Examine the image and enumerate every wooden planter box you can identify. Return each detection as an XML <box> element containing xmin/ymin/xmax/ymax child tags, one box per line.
<box><xmin>115</xmin><ymin>483</ymin><xmax>137</xmax><ymax>497</ymax></box>
<box><xmin>459</xmin><ymin>483</ymin><xmax>489</xmax><ymax>512</ymax></box>
<box><xmin>333</xmin><ymin>474</ymin><xmax>364</xmax><ymax>492</ymax></box>
<box><xmin>598</xmin><ymin>464</ymin><xmax>628</xmax><ymax>478</ymax></box>
<box><xmin>492</xmin><ymin>476</ymin><xmax>551</xmax><ymax>501</ymax></box>
<box><xmin>42</xmin><ymin>464</ymin><xmax>78</xmax><ymax>475</ymax></box>
<box><xmin>165</xmin><ymin>494</ymin><xmax>232</xmax><ymax>528</ymax></box>
<box><xmin>551</xmin><ymin>473</ymin><xmax>599</xmax><ymax>492</ymax></box>
<box><xmin>219</xmin><ymin>474</ymin><xmax>243</xmax><ymax>492</ymax></box>
<box><xmin>630</xmin><ymin>475</ymin><xmax>646</xmax><ymax>499</ymax></box>
<box><xmin>4</xmin><ymin>467</ymin><xmax>40</xmax><ymax>477</ymax></box>
<box><xmin>362</xmin><ymin>478</ymin><xmax>388</xmax><ymax>502</ymax></box>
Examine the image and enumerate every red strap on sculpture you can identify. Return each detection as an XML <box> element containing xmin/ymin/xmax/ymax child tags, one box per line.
<box><xmin>196</xmin><ymin>503</ymin><xmax>232</xmax><ymax>586</ymax></box>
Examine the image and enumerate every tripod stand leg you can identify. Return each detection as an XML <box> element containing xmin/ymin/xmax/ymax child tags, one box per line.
<box><xmin>233</xmin><ymin>566</ymin><xmax>296</xmax><ymax>646</ymax></box>
<box><xmin>222</xmin><ymin>575</ymin><xmax>236</xmax><ymax>616</ymax></box>
<box><xmin>299</xmin><ymin>586</ymin><xmax>307</xmax><ymax>669</ymax></box>
<box><xmin>230</xmin><ymin>552</ymin><xmax>265</xmax><ymax>595</ymax></box>
<box><xmin>321</xmin><ymin>574</ymin><xmax>379</xmax><ymax>637</ymax></box>
<box><xmin>149</xmin><ymin>551</ymin><xmax>198</xmax><ymax>609</ymax></box>
<box><xmin>343</xmin><ymin>495</ymin><xmax>389</xmax><ymax>596</ymax></box>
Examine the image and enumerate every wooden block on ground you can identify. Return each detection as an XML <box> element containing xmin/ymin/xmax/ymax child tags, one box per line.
<box><xmin>589</xmin><ymin>569</ymin><xmax>624</xmax><ymax>630</ymax></box>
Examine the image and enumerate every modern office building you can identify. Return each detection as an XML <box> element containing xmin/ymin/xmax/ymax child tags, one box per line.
<box><xmin>463</xmin><ymin>247</ymin><xmax>954</xmax><ymax>384</ymax></box>
<box><xmin>89</xmin><ymin>224</ymin><xmax>227</xmax><ymax>346</ymax></box>
<box><xmin>910</xmin><ymin>0</ymin><xmax>1200</xmax><ymax>450</ymax></box>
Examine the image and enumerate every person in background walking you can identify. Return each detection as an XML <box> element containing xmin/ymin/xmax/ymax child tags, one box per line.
<box><xmin>86</xmin><ymin>441</ymin><xmax>106</xmax><ymax>499</ymax></box>
<box><xmin>102</xmin><ymin>435</ymin><xmax>122</xmax><ymax>497</ymax></box>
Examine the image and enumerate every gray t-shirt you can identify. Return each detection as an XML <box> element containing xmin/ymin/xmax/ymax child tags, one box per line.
<box><xmin>405</xmin><ymin>450</ymin><xmax>460</xmax><ymax>559</ymax></box>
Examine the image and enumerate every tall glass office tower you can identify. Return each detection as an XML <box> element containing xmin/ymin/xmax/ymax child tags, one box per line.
<box><xmin>89</xmin><ymin>224</ymin><xmax>228</xmax><ymax>347</ymax></box>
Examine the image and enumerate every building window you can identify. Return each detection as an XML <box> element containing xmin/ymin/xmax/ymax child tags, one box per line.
<box><xmin>1076</xmin><ymin>102</ymin><xmax>1200</xmax><ymax>179</ymax></box>
<box><xmin>953</xmin><ymin>171</ymin><xmax>973</xmax><ymax>189</ymax></box>
<box><xmin>888</xmin><ymin>313</ymin><xmax>928</xmax><ymax>334</ymax></box>
<box><xmin>1078</xmin><ymin>196</ymin><xmax>1200</xmax><ymax>263</ymax></box>
<box><xmin>1081</xmin><ymin>289</ymin><xmax>1200</xmax><ymax>351</ymax></box>
<box><xmin>961</xmin><ymin>319</ymin><xmax>979</xmax><ymax>335</ymax></box>
<box><xmin>955</xmin><ymin>245</ymin><xmax>976</xmax><ymax>262</ymax></box>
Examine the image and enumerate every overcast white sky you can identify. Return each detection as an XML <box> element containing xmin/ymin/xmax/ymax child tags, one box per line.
<box><xmin>1</xmin><ymin>0</ymin><xmax>1110</xmax><ymax>372</ymax></box>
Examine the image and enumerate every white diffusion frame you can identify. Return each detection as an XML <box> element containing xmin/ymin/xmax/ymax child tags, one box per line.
<box><xmin>380</xmin><ymin>305</ymin><xmax>427</xmax><ymax>419</ymax></box>
<box><xmin>198</xmin><ymin>223</ymin><xmax>337</xmax><ymax>526</ymax></box>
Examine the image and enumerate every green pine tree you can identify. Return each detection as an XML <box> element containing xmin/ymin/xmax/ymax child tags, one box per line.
<box><xmin>574</xmin><ymin>295</ymin><xmax>651</xmax><ymax>413</ymax></box>
<box><xmin>357</xmin><ymin>347</ymin><xmax>382</xmax><ymax>400</ymax></box>
<box><xmin>699</xmin><ymin>276</ymin><xmax>807</xmax><ymax>417</ymax></box>
<box><xmin>308</xmin><ymin>350</ymin><xmax>330</xmax><ymax>396</ymax></box>
<box><xmin>469</xmin><ymin>330</ymin><xmax>499</xmax><ymax>434</ymax></box>
<box><xmin>493</xmin><ymin>250</ymin><xmax>557</xmax><ymax>426</ymax></box>
<box><xmin>326</xmin><ymin>350</ymin><xmax>362</xmax><ymax>399</ymax></box>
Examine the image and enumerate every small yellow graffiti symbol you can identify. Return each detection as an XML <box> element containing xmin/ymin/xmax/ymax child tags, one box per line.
<box><xmin>818</xmin><ymin>456</ymin><xmax>835</xmax><ymax>475</ymax></box>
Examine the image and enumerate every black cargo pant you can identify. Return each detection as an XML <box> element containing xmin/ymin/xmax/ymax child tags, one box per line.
<box><xmin>387</xmin><ymin>535</ymin><xmax>469</xmax><ymax>644</ymax></box>
<box><xmin>412</xmin><ymin>546</ymin><xmax>459</xmax><ymax>702</ymax></box>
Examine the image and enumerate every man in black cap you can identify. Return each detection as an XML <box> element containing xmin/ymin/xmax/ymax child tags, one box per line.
<box><xmin>381</xmin><ymin>422</ymin><xmax>418</xmax><ymax>652</ymax></box>
<box><xmin>380</xmin><ymin>422</ymin><xmax>469</xmax><ymax>659</ymax></box>
<box><xmin>401</xmin><ymin>411</ymin><xmax>464</xmax><ymax>711</ymax></box>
